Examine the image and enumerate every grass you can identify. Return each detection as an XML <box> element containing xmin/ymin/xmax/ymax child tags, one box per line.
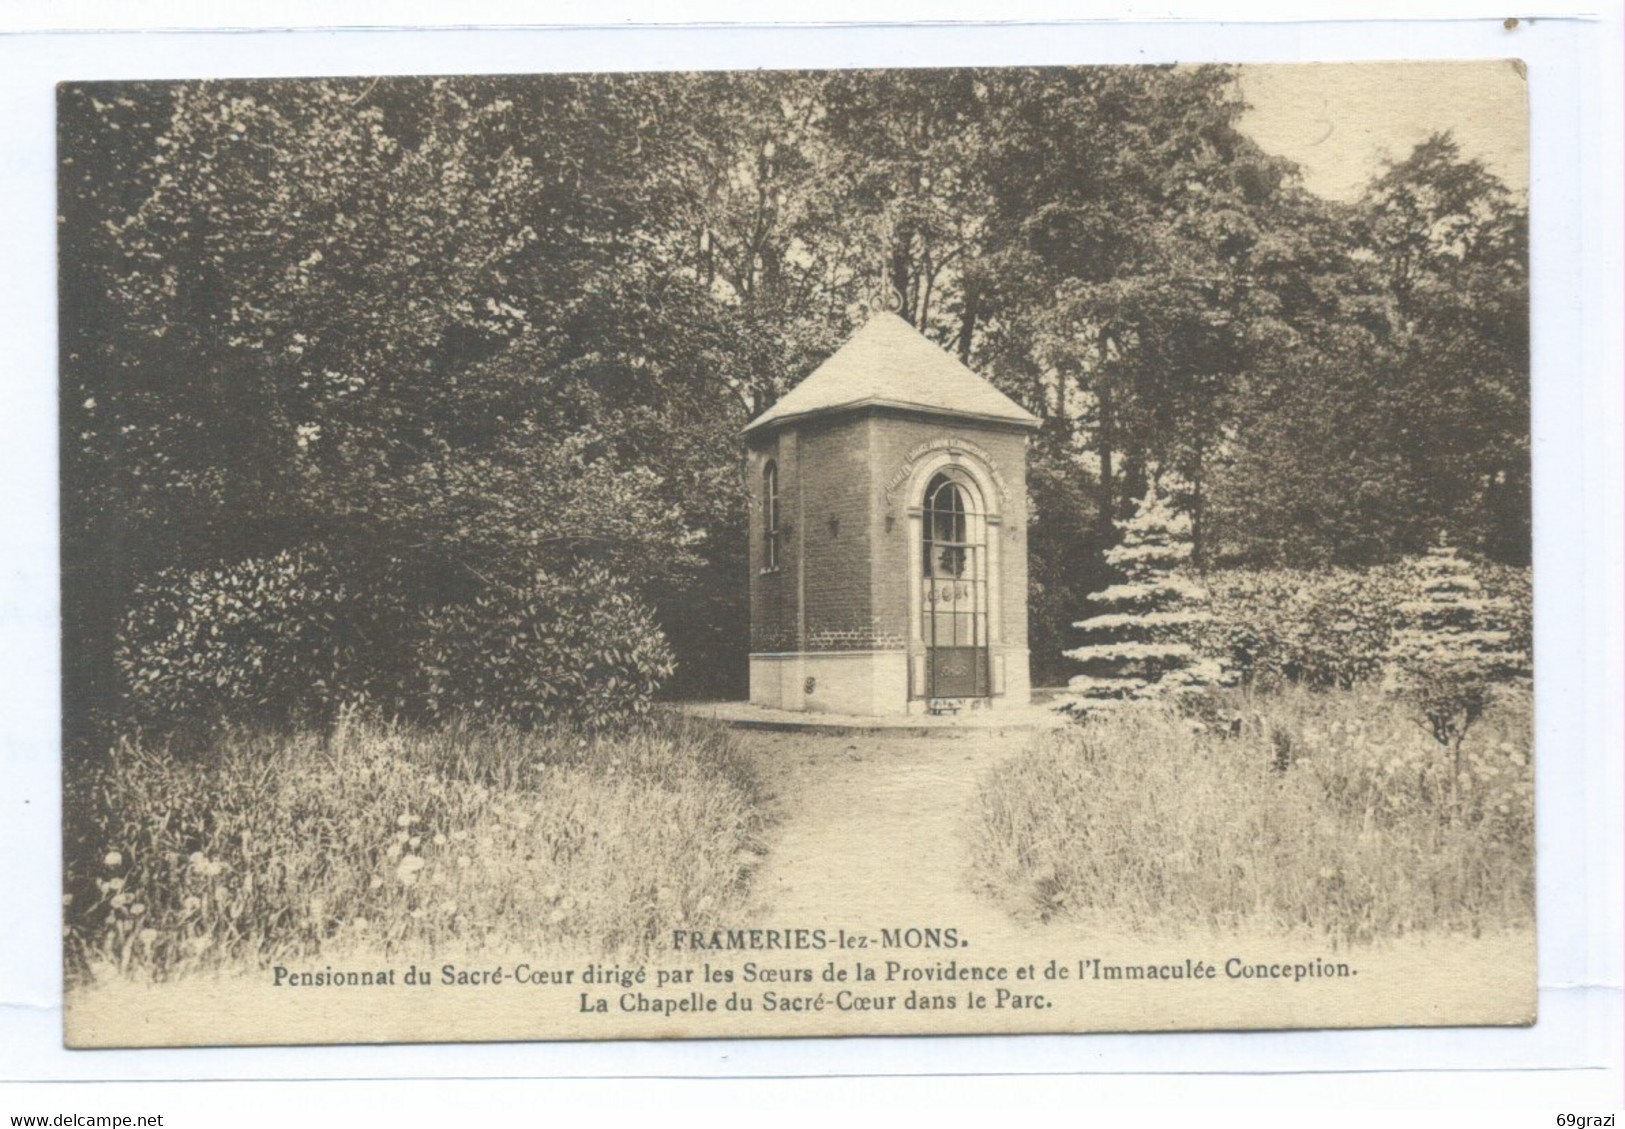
<box><xmin>966</xmin><ymin>684</ymin><xmax>1534</xmax><ymax>944</ymax></box>
<box><xmin>64</xmin><ymin>710</ymin><xmax>765</xmax><ymax>983</ymax></box>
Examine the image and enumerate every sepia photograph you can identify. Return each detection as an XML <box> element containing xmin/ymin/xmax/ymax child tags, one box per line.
<box><xmin>56</xmin><ymin>60</ymin><xmax>1536</xmax><ymax>1047</ymax></box>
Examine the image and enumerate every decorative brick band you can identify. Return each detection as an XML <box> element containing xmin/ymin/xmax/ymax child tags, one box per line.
<box><xmin>806</xmin><ymin>619</ymin><xmax>906</xmax><ymax>652</ymax></box>
<box><xmin>751</xmin><ymin>625</ymin><xmax>800</xmax><ymax>652</ymax></box>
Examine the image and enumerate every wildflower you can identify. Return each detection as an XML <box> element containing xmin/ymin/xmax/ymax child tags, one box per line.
<box><xmin>541</xmin><ymin>883</ymin><xmax>562</xmax><ymax>902</ymax></box>
<box><xmin>309</xmin><ymin>897</ymin><xmax>325</xmax><ymax>919</ymax></box>
<box><xmin>408</xmin><ymin>835</ymin><xmax>422</xmax><ymax>850</ymax></box>
<box><xmin>110</xmin><ymin>893</ymin><xmax>130</xmax><ymax>909</ymax></box>
<box><xmin>104</xmin><ymin>877</ymin><xmax>125</xmax><ymax>892</ymax></box>
<box><xmin>439</xmin><ymin>902</ymin><xmax>457</xmax><ymax>917</ymax></box>
<box><xmin>396</xmin><ymin>813</ymin><xmax>418</xmax><ymax>828</ymax></box>
<box><xmin>396</xmin><ymin>855</ymin><xmax>426</xmax><ymax>886</ymax></box>
<box><xmin>450</xmin><ymin>830</ymin><xmax>469</xmax><ymax>842</ymax></box>
<box><xmin>129</xmin><ymin>903</ymin><xmax>146</xmax><ymax>916</ymax></box>
<box><xmin>188</xmin><ymin>853</ymin><xmax>224</xmax><ymax>878</ymax></box>
<box><xmin>547</xmin><ymin>909</ymin><xmax>567</xmax><ymax>925</ymax></box>
<box><xmin>456</xmin><ymin>855</ymin><xmax>472</xmax><ymax>869</ymax></box>
<box><xmin>62</xmin><ymin>894</ymin><xmax>72</xmax><ymax>908</ymax></box>
<box><xmin>352</xmin><ymin>917</ymin><xmax>371</xmax><ymax>933</ymax></box>
<box><xmin>433</xmin><ymin>833</ymin><xmax>447</xmax><ymax>846</ymax></box>
<box><xmin>103</xmin><ymin>851</ymin><xmax>123</xmax><ymax>868</ymax></box>
<box><xmin>138</xmin><ymin>928</ymin><xmax>158</xmax><ymax>945</ymax></box>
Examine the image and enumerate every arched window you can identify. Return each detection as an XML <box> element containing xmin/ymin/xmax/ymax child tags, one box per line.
<box><xmin>763</xmin><ymin>460</ymin><xmax>780</xmax><ymax>571</ymax></box>
<box><xmin>921</xmin><ymin>471</ymin><xmax>988</xmax><ymax>656</ymax></box>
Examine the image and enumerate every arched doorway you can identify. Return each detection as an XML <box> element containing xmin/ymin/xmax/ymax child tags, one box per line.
<box><xmin>921</xmin><ymin>470</ymin><xmax>990</xmax><ymax>699</ymax></box>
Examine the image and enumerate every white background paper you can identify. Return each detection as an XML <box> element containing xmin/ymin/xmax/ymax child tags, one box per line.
<box><xmin>0</xmin><ymin>1</ymin><xmax>1619</xmax><ymax>1118</ymax></box>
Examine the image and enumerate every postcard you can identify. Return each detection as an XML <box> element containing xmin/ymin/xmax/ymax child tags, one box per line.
<box><xmin>58</xmin><ymin>60</ymin><xmax>1534</xmax><ymax>1047</ymax></box>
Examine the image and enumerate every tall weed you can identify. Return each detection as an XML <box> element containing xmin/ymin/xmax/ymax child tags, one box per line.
<box><xmin>967</xmin><ymin>686</ymin><xmax>1533</xmax><ymax>943</ymax></box>
<box><xmin>65</xmin><ymin>713</ymin><xmax>763</xmax><ymax>982</ymax></box>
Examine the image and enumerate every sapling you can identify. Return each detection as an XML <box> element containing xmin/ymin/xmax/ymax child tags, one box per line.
<box><xmin>1385</xmin><ymin>539</ymin><xmax>1527</xmax><ymax>808</ymax></box>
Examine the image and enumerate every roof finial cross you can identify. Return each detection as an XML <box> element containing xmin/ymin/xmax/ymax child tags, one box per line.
<box><xmin>872</xmin><ymin>261</ymin><xmax>904</xmax><ymax>316</ymax></box>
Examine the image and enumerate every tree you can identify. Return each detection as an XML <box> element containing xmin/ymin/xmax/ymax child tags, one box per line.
<box><xmin>61</xmin><ymin>71</ymin><xmax>1531</xmax><ymax>736</ymax></box>
<box><xmin>975</xmin><ymin>65</ymin><xmax>1298</xmax><ymax>566</ymax></box>
<box><xmin>1207</xmin><ymin>133</ymin><xmax>1529</xmax><ymax>568</ymax></box>
<box><xmin>61</xmin><ymin>76</ymin><xmax>759</xmax><ymax>735</ymax></box>
<box><xmin>1057</xmin><ymin>483</ymin><xmax>1227</xmax><ymax>716</ymax></box>
<box><xmin>1385</xmin><ymin>540</ymin><xmax>1527</xmax><ymax>791</ymax></box>
<box><xmin>1362</xmin><ymin>134</ymin><xmax>1530</xmax><ymax>564</ymax></box>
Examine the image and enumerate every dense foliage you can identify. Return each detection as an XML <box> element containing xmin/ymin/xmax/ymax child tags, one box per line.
<box><xmin>416</xmin><ymin>565</ymin><xmax>676</xmax><ymax>730</ymax></box>
<box><xmin>1202</xmin><ymin>566</ymin><xmax>1408</xmax><ymax>691</ymax></box>
<box><xmin>117</xmin><ymin>548</ymin><xmax>360</xmax><ymax>729</ymax></box>
<box><xmin>60</xmin><ymin>70</ymin><xmax>1529</xmax><ymax>743</ymax></box>
<box><xmin>1200</xmin><ymin>559</ymin><xmax>1531</xmax><ymax>696</ymax></box>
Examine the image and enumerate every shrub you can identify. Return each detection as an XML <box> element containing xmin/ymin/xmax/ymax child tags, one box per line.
<box><xmin>116</xmin><ymin>549</ymin><xmax>678</xmax><ymax>735</ymax></box>
<box><xmin>116</xmin><ymin>548</ymin><xmax>362</xmax><ymax>729</ymax></box>
<box><xmin>967</xmin><ymin>686</ymin><xmax>1533</xmax><ymax>943</ymax></box>
<box><xmin>416</xmin><ymin>563</ymin><xmax>676</xmax><ymax>730</ymax></box>
<box><xmin>1202</xmin><ymin>567</ymin><xmax>1404</xmax><ymax>690</ymax></box>
<box><xmin>1201</xmin><ymin>561</ymin><xmax>1531</xmax><ymax>693</ymax></box>
<box><xmin>64</xmin><ymin>713</ymin><xmax>762</xmax><ymax>981</ymax></box>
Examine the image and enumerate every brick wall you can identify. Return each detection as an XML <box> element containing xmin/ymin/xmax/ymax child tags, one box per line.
<box><xmin>868</xmin><ymin>414</ymin><xmax>1030</xmax><ymax>653</ymax></box>
<box><xmin>798</xmin><ymin>415</ymin><xmax>875</xmax><ymax>648</ymax></box>
<box><xmin>805</xmin><ymin>618</ymin><xmax>907</xmax><ymax>652</ymax></box>
<box><xmin>748</xmin><ymin>409</ymin><xmax>1031</xmax><ymax>659</ymax></box>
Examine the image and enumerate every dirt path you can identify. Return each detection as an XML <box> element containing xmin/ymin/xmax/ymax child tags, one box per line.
<box><xmin>724</xmin><ymin>724</ymin><xmax>1535</xmax><ymax>1036</ymax></box>
<box><xmin>738</xmin><ymin>727</ymin><xmax>1036</xmax><ymax>936</ymax></box>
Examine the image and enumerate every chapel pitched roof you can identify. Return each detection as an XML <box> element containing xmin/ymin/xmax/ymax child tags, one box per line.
<box><xmin>742</xmin><ymin>312</ymin><xmax>1041</xmax><ymax>437</ymax></box>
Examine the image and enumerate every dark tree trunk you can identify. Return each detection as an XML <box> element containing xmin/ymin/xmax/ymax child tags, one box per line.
<box><xmin>1191</xmin><ymin>435</ymin><xmax>1206</xmax><ymax>572</ymax></box>
<box><xmin>1096</xmin><ymin>373</ymin><xmax>1115</xmax><ymax>546</ymax></box>
<box><xmin>956</xmin><ymin>286</ymin><xmax>980</xmax><ymax>364</ymax></box>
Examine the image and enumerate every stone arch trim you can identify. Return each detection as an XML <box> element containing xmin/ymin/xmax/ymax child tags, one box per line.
<box><xmin>904</xmin><ymin>445</ymin><xmax>1006</xmax><ymax>665</ymax></box>
<box><xmin>894</xmin><ymin>443</ymin><xmax>1006</xmax><ymax>521</ymax></box>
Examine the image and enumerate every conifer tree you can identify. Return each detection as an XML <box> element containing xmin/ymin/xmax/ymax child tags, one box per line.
<box><xmin>1058</xmin><ymin>483</ymin><xmax>1227</xmax><ymax>716</ymax></box>
<box><xmin>1386</xmin><ymin>539</ymin><xmax>1527</xmax><ymax>779</ymax></box>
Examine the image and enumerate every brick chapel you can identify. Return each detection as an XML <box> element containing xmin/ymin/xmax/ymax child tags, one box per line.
<box><xmin>744</xmin><ymin>312</ymin><xmax>1039</xmax><ymax>716</ymax></box>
